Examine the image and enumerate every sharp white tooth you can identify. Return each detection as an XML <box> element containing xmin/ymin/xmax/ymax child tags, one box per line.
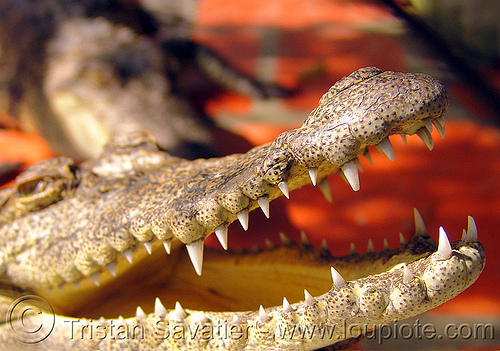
<box><xmin>170</xmin><ymin>301</ymin><xmax>187</xmax><ymax>321</ymax></box>
<box><xmin>232</xmin><ymin>315</ymin><xmax>241</xmax><ymax>324</ymax></box>
<box><xmin>399</xmin><ymin>232</ymin><xmax>406</xmax><ymax>245</ymax></box>
<box><xmin>416</xmin><ymin>127</ymin><xmax>434</xmax><ymax>150</ymax></box>
<box><xmin>237</xmin><ymin>209</ymin><xmax>249</xmax><ymax>231</ymax></box>
<box><xmin>90</xmin><ymin>272</ymin><xmax>100</xmax><ymax>286</ymax></box>
<box><xmin>259</xmin><ymin>305</ymin><xmax>270</xmax><ymax>323</ymax></box>
<box><xmin>309</xmin><ymin>168</ymin><xmax>318</xmax><ymax>186</ymax></box>
<box><xmin>436</xmin><ymin>227</ymin><xmax>452</xmax><ymax>260</ymax></box>
<box><xmin>163</xmin><ymin>240</ymin><xmax>172</xmax><ymax>254</ymax></box>
<box><xmin>258</xmin><ymin>197</ymin><xmax>270</xmax><ymax>218</ymax></box>
<box><xmin>265</xmin><ymin>239</ymin><xmax>274</xmax><ymax>249</ymax></box>
<box><xmin>304</xmin><ymin>289</ymin><xmax>316</xmax><ymax>305</ymax></box>
<box><xmin>461</xmin><ymin>229</ymin><xmax>467</xmax><ymax>241</ymax></box>
<box><xmin>300</xmin><ymin>231</ymin><xmax>310</xmax><ymax>246</ymax></box>
<box><xmin>186</xmin><ymin>240</ymin><xmax>204</xmax><ymax>275</ymax></box>
<box><xmin>400</xmin><ymin>134</ymin><xmax>407</xmax><ymax>144</ymax></box>
<box><xmin>422</xmin><ymin>118</ymin><xmax>433</xmax><ymax>133</ymax></box>
<box><xmin>283</xmin><ymin>297</ymin><xmax>295</xmax><ymax>312</ymax></box>
<box><xmin>136</xmin><ymin>306</ymin><xmax>147</xmax><ymax>319</ymax></box>
<box><xmin>466</xmin><ymin>216</ymin><xmax>478</xmax><ymax>242</ymax></box>
<box><xmin>154</xmin><ymin>297</ymin><xmax>167</xmax><ymax>317</ymax></box>
<box><xmin>318</xmin><ymin>177</ymin><xmax>332</xmax><ymax>203</ymax></box>
<box><xmin>366</xmin><ymin>239</ymin><xmax>374</xmax><ymax>253</ymax></box>
<box><xmin>340</xmin><ymin>160</ymin><xmax>360</xmax><ymax>191</ymax></box>
<box><xmin>375</xmin><ymin>138</ymin><xmax>395</xmax><ymax>161</ymax></box>
<box><xmin>215</xmin><ymin>224</ymin><xmax>228</xmax><ymax>250</ymax></box>
<box><xmin>331</xmin><ymin>266</ymin><xmax>346</xmax><ymax>289</ymax></box>
<box><xmin>117</xmin><ymin>316</ymin><xmax>125</xmax><ymax>324</ymax></box>
<box><xmin>144</xmin><ymin>241</ymin><xmax>153</xmax><ymax>255</ymax></box>
<box><xmin>124</xmin><ymin>249</ymin><xmax>133</xmax><ymax>264</ymax></box>
<box><xmin>414</xmin><ymin>208</ymin><xmax>427</xmax><ymax>236</ymax></box>
<box><xmin>106</xmin><ymin>262</ymin><xmax>117</xmax><ymax>277</ymax></box>
<box><xmin>99</xmin><ymin>316</ymin><xmax>106</xmax><ymax>324</ymax></box>
<box><xmin>349</xmin><ymin>242</ymin><xmax>356</xmax><ymax>254</ymax></box>
<box><xmin>278</xmin><ymin>181</ymin><xmax>290</xmax><ymax>199</ymax></box>
<box><xmin>383</xmin><ymin>238</ymin><xmax>389</xmax><ymax>250</ymax></box>
<box><xmin>363</xmin><ymin>149</ymin><xmax>373</xmax><ymax>165</ymax></box>
<box><xmin>403</xmin><ymin>264</ymin><xmax>414</xmax><ymax>284</ymax></box>
<box><xmin>432</xmin><ymin>118</ymin><xmax>445</xmax><ymax>138</ymax></box>
<box><xmin>279</xmin><ymin>232</ymin><xmax>291</xmax><ymax>246</ymax></box>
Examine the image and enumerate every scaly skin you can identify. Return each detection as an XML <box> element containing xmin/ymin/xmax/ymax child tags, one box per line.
<box><xmin>0</xmin><ymin>68</ymin><xmax>485</xmax><ymax>350</ymax></box>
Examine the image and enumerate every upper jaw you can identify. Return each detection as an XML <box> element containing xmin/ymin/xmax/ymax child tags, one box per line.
<box><xmin>1</xmin><ymin>67</ymin><xmax>450</xmax><ymax>289</ymax></box>
<box><xmin>167</xmin><ymin>69</ymin><xmax>450</xmax><ymax>275</ymax></box>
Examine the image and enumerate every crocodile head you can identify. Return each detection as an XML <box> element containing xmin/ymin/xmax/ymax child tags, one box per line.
<box><xmin>0</xmin><ymin>68</ymin><xmax>485</xmax><ymax>350</ymax></box>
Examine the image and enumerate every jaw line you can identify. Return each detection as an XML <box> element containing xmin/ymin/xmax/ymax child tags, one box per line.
<box><xmin>41</xmin><ymin>206</ymin><xmax>441</xmax><ymax>319</ymax></box>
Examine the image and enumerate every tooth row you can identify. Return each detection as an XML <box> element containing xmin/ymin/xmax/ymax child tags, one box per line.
<box><xmin>62</xmin><ymin>207</ymin><xmax>443</xmax><ymax>289</ymax></box>
<box><xmin>257</xmin><ymin>209</ymin><xmax>431</xmax><ymax>255</ymax></box>
<box><xmin>109</xmin><ymin>218</ymin><xmax>480</xmax><ymax>350</ymax></box>
<box><xmin>228</xmin><ymin>208</ymin><xmax>441</xmax><ymax>263</ymax></box>
<box><xmin>61</xmin><ymin>120</ymin><xmax>445</xmax><ymax>285</ymax></box>
<box><xmin>178</xmin><ymin>121</ymin><xmax>444</xmax><ymax>273</ymax></box>
<box><xmin>134</xmin><ymin>120</ymin><xmax>444</xmax><ymax>275</ymax></box>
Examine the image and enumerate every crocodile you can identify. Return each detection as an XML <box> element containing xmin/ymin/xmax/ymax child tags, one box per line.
<box><xmin>0</xmin><ymin>67</ymin><xmax>485</xmax><ymax>350</ymax></box>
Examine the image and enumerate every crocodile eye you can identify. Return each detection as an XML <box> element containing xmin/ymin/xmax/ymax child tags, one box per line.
<box><xmin>13</xmin><ymin>174</ymin><xmax>71</xmax><ymax>213</ymax></box>
<box><xmin>16</xmin><ymin>178</ymin><xmax>50</xmax><ymax>197</ymax></box>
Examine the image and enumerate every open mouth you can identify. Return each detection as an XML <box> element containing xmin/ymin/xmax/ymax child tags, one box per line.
<box><xmin>1</xmin><ymin>68</ymin><xmax>486</xmax><ymax>350</ymax></box>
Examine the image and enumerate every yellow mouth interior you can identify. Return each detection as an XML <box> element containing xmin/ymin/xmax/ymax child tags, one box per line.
<box><xmin>40</xmin><ymin>232</ymin><xmax>431</xmax><ymax>319</ymax></box>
